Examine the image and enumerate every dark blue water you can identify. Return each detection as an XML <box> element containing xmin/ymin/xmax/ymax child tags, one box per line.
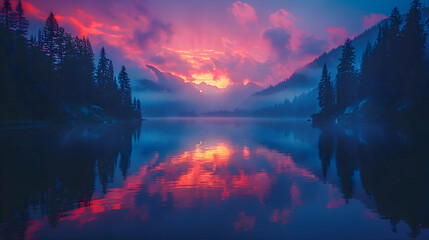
<box><xmin>1</xmin><ymin>118</ymin><xmax>428</xmax><ymax>240</ymax></box>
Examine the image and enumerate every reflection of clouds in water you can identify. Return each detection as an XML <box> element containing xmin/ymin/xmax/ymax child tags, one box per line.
<box><xmin>7</xmin><ymin>120</ymin><xmax>429</xmax><ymax>239</ymax></box>
<box><xmin>234</xmin><ymin>212</ymin><xmax>257</xmax><ymax>232</ymax></box>
<box><xmin>270</xmin><ymin>182</ymin><xmax>302</xmax><ymax>226</ymax></box>
<box><xmin>25</xmin><ymin>135</ymin><xmax>317</xmax><ymax>236</ymax></box>
<box><xmin>326</xmin><ymin>184</ymin><xmax>346</xmax><ymax>209</ymax></box>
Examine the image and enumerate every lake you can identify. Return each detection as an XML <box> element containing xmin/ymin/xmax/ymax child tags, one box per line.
<box><xmin>0</xmin><ymin>118</ymin><xmax>428</xmax><ymax>240</ymax></box>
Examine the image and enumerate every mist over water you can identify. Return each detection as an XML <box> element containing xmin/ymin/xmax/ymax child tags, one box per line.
<box><xmin>1</xmin><ymin>119</ymin><xmax>428</xmax><ymax>240</ymax></box>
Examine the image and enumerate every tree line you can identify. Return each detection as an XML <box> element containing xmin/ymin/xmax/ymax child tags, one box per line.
<box><xmin>317</xmin><ymin>124</ymin><xmax>429</xmax><ymax>238</ymax></box>
<box><xmin>314</xmin><ymin>0</ymin><xmax>429</xmax><ymax>123</ymax></box>
<box><xmin>0</xmin><ymin>0</ymin><xmax>142</xmax><ymax>121</ymax></box>
<box><xmin>0</xmin><ymin>122</ymin><xmax>141</xmax><ymax>237</ymax></box>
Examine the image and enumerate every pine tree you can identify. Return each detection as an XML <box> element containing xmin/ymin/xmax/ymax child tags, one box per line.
<box><xmin>336</xmin><ymin>39</ymin><xmax>358</xmax><ymax>109</ymax></box>
<box><xmin>137</xmin><ymin>99</ymin><xmax>141</xmax><ymax>118</ymax></box>
<box><xmin>96</xmin><ymin>47</ymin><xmax>108</xmax><ymax>92</ymax></box>
<box><xmin>0</xmin><ymin>0</ymin><xmax>17</xmax><ymax>31</ymax></box>
<box><xmin>107</xmin><ymin>60</ymin><xmax>115</xmax><ymax>85</ymax></box>
<box><xmin>106</xmin><ymin>60</ymin><xmax>115</xmax><ymax>96</ymax></box>
<box><xmin>15</xmin><ymin>0</ymin><xmax>29</xmax><ymax>37</ymax></box>
<box><xmin>371</xmin><ymin>22</ymin><xmax>389</xmax><ymax>102</ymax></box>
<box><xmin>42</xmin><ymin>12</ymin><xmax>62</xmax><ymax>67</ymax></box>
<box><xmin>37</xmin><ymin>30</ymin><xmax>43</xmax><ymax>49</ymax></box>
<box><xmin>118</xmin><ymin>66</ymin><xmax>132</xmax><ymax>115</ymax></box>
<box><xmin>359</xmin><ymin>42</ymin><xmax>373</xmax><ymax>98</ymax></box>
<box><xmin>386</xmin><ymin>7</ymin><xmax>403</xmax><ymax>101</ymax></box>
<box><xmin>401</xmin><ymin>0</ymin><xmax>427</xmax><ymax>102</ymax></box>
<box><xmin>82</xmin><ymin>37</ymin><xmax>95</xmax><ymax>102</ymax></box>
<box><xmin>0</xmin><ymin>2</ymin><xmax>140</xmax><ymax>121</ymax></box>
<box><xmin>56</xmin><ymin>26</ymin><xmax>66</xmax><ymax>65</ymax></box>
<box><xmin>104</xmin><ymin>59</ymin><xmax>121</xmax><ymax>114</ymax></box>
<box><xmin>106</xmin><ymin>60</ymin><xmax>118</xmax><ymax>99</ymax></box>
<box><xmin>318</xmin><ymin>64</ymin><xmax>334</xmax><ymax>114</ymax></box>
<box><xmin>388</xmin><ymin>7</ymin><xmax>402</xmax><ymax>55</ymax></box>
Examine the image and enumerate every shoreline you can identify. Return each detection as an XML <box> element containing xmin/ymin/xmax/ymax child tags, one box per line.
<box><xmin>0</xmin><ymin>118</ymin><xmax>144</xmax><ymax>131</ymax></box>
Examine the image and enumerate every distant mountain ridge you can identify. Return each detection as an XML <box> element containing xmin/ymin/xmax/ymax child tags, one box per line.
<box><xmin>240</xmin><ymin>22</ymin><xmax>383</xmax><ymax>110</ymax></box>
<box><xmin>241</xmin><ymin>7</ymin><xmax>429</xmax><ymax>112</ymax></box>
<box><xmin>134</xmin><ymin>79</ymin><xmax>169</xmax><ymax>92</ymax></box>
<box><xmin>134</xmin><ymin>66</ymin><xmax>263</xmax><ymax>116</ymax></box>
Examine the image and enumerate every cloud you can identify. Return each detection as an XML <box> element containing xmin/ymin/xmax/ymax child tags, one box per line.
<box><xmin>148</xmin><ymin>49</ymin><xmax>193</xmax><ymax>76</ymax></box>
<box><xmin>23</xmin><ymin>0</ymin><xmax>357</xmax><ymax>93</ymax></box>
<box><xmin>230</xmin><ymin>1</ymin><xmax>258</xmax><ymax>25</ymax></box>
<box><xmin>262</xmin><ymin>28</ymin><xmax>292</xmax><ymax>60</ymax></box>
<box><xmin>68</xmin><ymin>17</ymin><xmax>106</xmax><ymax>36</ymax></box>
<box><xmin>298</xmin><ymin>35</ymin><xmax>328</xmax><ymax>56</ymax></box>
<box><xmin>263</xmin><ymin>9</ymin><xmax>327</xmax><ymax>63</ymax></box>
<box><xmin>362</xmin><ymin>13</ymin><xmax>387</xmax><ymax>29</ymax></box>
<box><xmin>211</xmin><ymin>50</ymin><xmax>271</xmax><ymax>85</ymax></box>
<box><xmin>133</xmin><ymin>19</ymin><xmax>173</xmax><ymax>49</ymax></box>
<box><xmin>19</xmin><ymin>1</ymin><xmax>45</xmax><ymax>20</ymax></box>
<box><xmin>268</xmin><ymin>9</ymin><xmax>295</xmax><ymax>30</ymax></box>
<box><xmin>327</xmin><ymin>27</ymin><xmax>348</xmax><ymax>48</ymax></box>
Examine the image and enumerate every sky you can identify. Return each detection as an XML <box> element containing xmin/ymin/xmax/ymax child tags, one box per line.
<box><xmin>18</xmin><ymin>0</ymin><xmax>424</xmax><ymax>89</ymax></box>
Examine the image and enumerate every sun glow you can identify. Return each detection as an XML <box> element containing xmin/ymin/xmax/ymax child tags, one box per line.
<box><xmin>191</xmin><ymin>73</ymin><xmax>231</xmax><ymax>89</ymax></box>
<box><xmin>160</xmin><ymin>48</ymin><xmax>233</xmax><ymax>89</ymax></box>
<box><xmin>24</xmin><ymin>142</ymin><xmax>322</xmax><ymax>238</ymax></box>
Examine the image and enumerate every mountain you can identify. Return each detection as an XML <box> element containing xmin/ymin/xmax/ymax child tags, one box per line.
<box><xmin>241</xmin><ymin>8</ymin><xmax>429</xmax><ymax>113</ymax></box>
<box><xmin>133</xmin><ymin>66</ymin><xmax>262</xmax><ymax>116</ymax></box>
<box><xmin>253</xmin><ymin>88</ymin><xmax>319</xmax><ymax>117</ymax></box>
<box><xmin>134</xmin><ymin>79</ymin><xmax>169</xmax><ymax>92</ymax></box>
<box><xmin>240</xmin><ymin>21</ymin><xmax>383</xmax><ymax>111</ymax></box>
<box><xmin>200</xmin><ymin>82</ymin><xmax>263</xmax><ymax>111</ymax></box>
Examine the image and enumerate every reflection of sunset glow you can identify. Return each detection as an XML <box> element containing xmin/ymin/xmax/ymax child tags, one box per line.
<box><xmin>147</xmin><ymin>142</ymin><xmax>243</xmax><ymax>206</ymax></box>
<box><xmin>24</xmin><ymin>142</ymin><xmax>322</xmax><ymax>238</ymax></box>
<box><xmin>256</xmin><ymin>148</ymin><xmax>318</xmax><ymax>180</ymax></box>
<box><xmin>146</xmin><ymin>142</ymin><xmax>293</xmax><ymax>208</ymax></box>
<box><xmin>363</xmin><ymin>209</ymin><xmax>378</xmax><ymax>220</ymax></box>
<box><xmin>270</xmin><ymin>182</ymin><xmax>302</xmax><ymax>226</ymax></box>
<box><xmin>234</xmin><ymin>212</ymin><xmax>256</xmax><ymax>232</ymax></box>
<box><xmin>326</xmin><ymin>184</ymin><xmax>345</xmax><ymax>209</ymax></box>
<box><xmin>25</xmin><ymin>219</ymin><xmax>44</xmax><ymax>240</ymax></box>
<box><xmin>243</xmin><ymin>146</ymin><xmax>250</xmax><ymax>160</ymax></box>
<box><xmin>68</xmin><ymin>165</ymin><xmax>150</xmax><ymax>226</ymax></box>
<box><xmin>24</xmin><ymin>153</ymin><xmax>160</xmax><ymax>240</ymax></box>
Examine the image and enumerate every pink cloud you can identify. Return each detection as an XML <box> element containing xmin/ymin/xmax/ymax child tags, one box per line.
<box><xmin>230</xmin><ymin>1</ymin><xmax>258</xmax><ymax>25</ymax></box>
<box><xmin>327</xmin><ymin>27</ymin><xmax>349</xmax><ymax>48</ymax></box>
<box><xmin>363</xmin><ymin>13</ymin><xmax>387</xmax><ymax>29</ymax></box>
<box><xmin>69</xmin><ymin>17</ymin><xmax>106</xmax><ymax>36</ymax></box>
<box><xmin>22</xmin><ymin>0</ymin><xmax>344</xmax><ymax>90</ymax></box>
<box><xmin>12</xmin><ymin>0</ymin><xmax>45</xmax><ymax>20</ymax></box>
<box><xmin>263</xmin><ymin>9</ymin><xmax>328</xmax><ymax>68</ymax></box>
<box><xmin>269</xmin><ymin>9</ymin><xmax>295</xmax><ymax>30</ymax></box>
<box><xmin>267</xmin><ymin>9</ymin><xmax>302</xmax><ymax>51</ymax></box>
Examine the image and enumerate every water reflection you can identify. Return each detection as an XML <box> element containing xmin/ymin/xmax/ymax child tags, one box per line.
<box><xmin>0</xmin><ymin>122</ymin><xmax>141</xmax><ymax>239</ymax></box>
<box><xmin>0</xmin><ymin>119</ymin><xmax>428</xmax><ymax>239</ymax></box>
<box><xmin>318</xmin><ymin>124</ymin><xmax>429</xmax><ymax>238</ymax></box>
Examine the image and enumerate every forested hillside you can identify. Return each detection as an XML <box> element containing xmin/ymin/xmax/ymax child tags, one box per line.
<box><xmin>0</xmin><ymin>0</ymin><xmax>142</xmax><ymax>123</ymax></box>
<box><xmin>314</xmin><ymin>1</ymin><xmax>429</xmax><ymax>124</ymax></box>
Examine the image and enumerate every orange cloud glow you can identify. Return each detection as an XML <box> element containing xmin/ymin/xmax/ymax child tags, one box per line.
<box><xmin>22</xmin><ymin>0</ymin><xmax>370</xmax><ymax>91</ymax></box>
<box><xmin>23</xmin><ymin>140</ymin><xmax>324</xmax><ymax>238</ymax></box>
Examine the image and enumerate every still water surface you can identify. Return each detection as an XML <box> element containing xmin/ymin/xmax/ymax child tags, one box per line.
<box><xmin>0</xmin><ymin>118</ymin><xmax>428</xmax><ymax>240</ymax></box>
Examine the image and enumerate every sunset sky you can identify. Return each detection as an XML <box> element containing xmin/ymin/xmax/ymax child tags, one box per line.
<box><xmin>20</xmin><ymin>0</ymin><xmax>418</xmax><ymax>89</ymax></box>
